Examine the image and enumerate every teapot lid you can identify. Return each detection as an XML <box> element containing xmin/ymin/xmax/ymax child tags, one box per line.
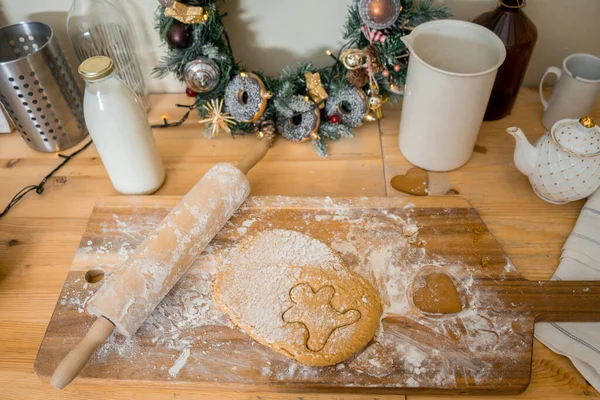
<box><xmin>551</xmin><ymin>116</ymin><xmax>600</xmax><ymax>157</ymax></box>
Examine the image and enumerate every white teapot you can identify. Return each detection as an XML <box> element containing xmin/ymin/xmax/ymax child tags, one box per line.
<box><xmin>507</xmin><ymin>116</ymin><xmax>600</xmax><ymax>204</ymax></box>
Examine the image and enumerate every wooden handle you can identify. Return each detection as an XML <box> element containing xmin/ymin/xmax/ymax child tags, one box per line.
<box><xmin>50</xmin><ymin>317</ymin><xmax>115</xmax><ymax>390</ymax></box>
<box><xmin>484</xmin><ymin>280</ymin><xmax>600</xmax><ymax>322</ymax></box>
<box><xmin>236</xmin><ymin>135</ymin><xmax>275</xmax><ymax>175</ymax></box>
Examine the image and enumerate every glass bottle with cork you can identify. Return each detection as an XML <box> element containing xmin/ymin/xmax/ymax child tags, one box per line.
<box><xmin>474</xmin><ymin>0</ymin><xmax>537</xmax><ymax>121</ymax></box>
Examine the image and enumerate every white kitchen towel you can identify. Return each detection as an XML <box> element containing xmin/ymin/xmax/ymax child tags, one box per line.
<box><xmin>535</xmin><ymin>189</ymin><xmax>600</xmax><ymax>391</ymax></box>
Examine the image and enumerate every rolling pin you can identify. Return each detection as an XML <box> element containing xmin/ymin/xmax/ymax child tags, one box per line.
<box><xmin>50</xmin><ymin>134</ymin><xmax>274</xmax><ymax>389</ymax></box>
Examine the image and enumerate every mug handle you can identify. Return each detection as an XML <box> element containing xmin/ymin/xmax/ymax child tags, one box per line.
<box><xmin>539</xmin><ymin>66</ymin><xmax>563</xmax><ymax>111</ymax></box>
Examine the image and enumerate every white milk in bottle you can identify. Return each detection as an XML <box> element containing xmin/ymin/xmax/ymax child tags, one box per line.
<box><xmin>78</xmin><ymin>56</ymin><xmax>164</xmax><ymax>195</ymax></box>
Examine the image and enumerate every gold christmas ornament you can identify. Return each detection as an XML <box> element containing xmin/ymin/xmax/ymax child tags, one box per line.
<box><xmin>368</xmin><ymin>94</ymin><xmax>388</xmax><ymax>120</ymax></box>
<box><xmin>369</xmin><ymin>95</ymin><xmax>383</xmax><ymax>109</ymax></box>
<box><xmin>199</xmin><ymin>98</ymin><xmax>236</xmax><ymax>138</ymax></box>
<box><xmin>305</xmin><ymin>72</ymin><xmax>328</xmax><ymax>108</ymax></box>
<box><xmin>165</xmin><ymin>1</ymin><xmax>207</xmax><ymax>24</ymax></box>
<box><xmin>340</xmin><ymin>49</ymin><xmax>368</xmax><ymax>70</ymax></box>
<box><xmin>364</xmin><ymin>112</ymin><xmax>377</xmax><ymax>123</ymax></box>
<box><xmin>342</xmin><ymin>45</ymin><xmax>384</xmax><ymax>90</ymax></box>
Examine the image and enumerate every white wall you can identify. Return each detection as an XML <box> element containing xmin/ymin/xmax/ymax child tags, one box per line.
<box><xmin>1</xmin><ymin>0</ymin><xmax>598</xmax><ymax>93</ymax></box>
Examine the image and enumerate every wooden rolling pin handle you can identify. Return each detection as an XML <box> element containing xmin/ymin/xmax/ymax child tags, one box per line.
<box><xmin>50</xmin><ymin>317</ymin><xmax>115</xmax><ymax>390</ymax></box>
<box><xmin>236</xmin><ymin>134</ymin><xmax>275</xmax><ymax>175</ymax></box>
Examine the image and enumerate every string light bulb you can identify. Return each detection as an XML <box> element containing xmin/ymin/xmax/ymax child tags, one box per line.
<box><xmin>304</xmin><ymin>96</ymin><xmax>310</xmax><ymax>102</ymax></box>
<box><xmin>325</xmin><ymin>49</ymin><xmax>339</xmax><ymax>63</ymax></box>
<box><xmin>257</xmin><ymin>131</ymin><xmax>265</xmax><ymax>139</ymax></box>
<box><xmin>203</xmin><ymin>11</ymin><xmax>209</xmax><ymax>21</ymax></box>
<box><xmin>240</xmin><ymin>72</ymin><xmax>247</xmax><ymax>78</ymax></box>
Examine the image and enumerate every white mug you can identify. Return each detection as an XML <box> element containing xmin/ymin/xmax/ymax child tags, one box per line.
<box><xmin>540</xmin><ymin>53</ymin><xmax>600</xmax><ymax>129</ymax></box>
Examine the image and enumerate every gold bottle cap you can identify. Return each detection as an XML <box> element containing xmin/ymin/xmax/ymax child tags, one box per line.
<box><xmin>78</xmin><ymin>56</ymin><xmax>114</xmax><ymax>81</ymax></box>
<box><xmin>580</xmin><ymin>116</ymin><xmax>596</xmax><ymax>129</ymax></box>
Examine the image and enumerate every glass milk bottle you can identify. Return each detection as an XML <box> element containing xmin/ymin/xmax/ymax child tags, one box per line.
<box><xmin>79</xmin><ymin>56</ymin><xmax>165</xmax><ymax>195</ymax></box>
<box><xmin>67</xmin><ymin>0</ymin><xmax>150</xmax><ymax>110</ymax></box>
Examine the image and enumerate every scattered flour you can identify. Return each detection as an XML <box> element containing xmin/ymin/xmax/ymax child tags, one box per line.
<box><xmin>406</xmin><ymin>377</ymin><xmax>420</xmax><ymax>387</ymax></box>
<box><xmin>58</xmin><ymin>196</ymin><xmax>528</xmax><ymax>391</ymax></box>
<box><xmin>168</xmin><ymin>347</ymin><xmax>191</xmax><ymax>377</ymax></box>
<box><xmin>331</xmin><ymin>240</ymin><xmax>358</xmax><ymax>256</ymax></box>
<box><xmin>405</xmin><ymin>345</ymin><xmax>426</xmax><ymax>368</ymax></box>
<box><xmin>241</xmin><ymin>218</ymin><xmax>256</xmax><ymax>228</ymax></box>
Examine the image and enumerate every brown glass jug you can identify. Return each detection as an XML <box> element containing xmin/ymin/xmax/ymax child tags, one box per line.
<box><xmin>474</xmin><ymin>0</ymin><xmax>537</xmax><ymax>121</ymax></box>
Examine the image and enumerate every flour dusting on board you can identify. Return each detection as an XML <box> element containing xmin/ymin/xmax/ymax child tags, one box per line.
<box><xmin>169</xmin><ymin>347</ymin><xmax>191</xmax><ymax>377</ymax></box>
<box><xmin>59</xmin><ymin>196</ymin><xmax>530</xmax><ymax>389</ymax></box>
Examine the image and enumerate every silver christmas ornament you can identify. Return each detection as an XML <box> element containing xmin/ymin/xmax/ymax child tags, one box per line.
<box><xmin>159</xmin><ymin>0</ymin><xmax>175</xmax><ymax>7</ymax></box>
<box><xmin>184</xmin><ymin>58</ymin><xmax>220</xmax><ymax>94</ymax></box>
<box><xmin>358</xmin><ymin>0</ymin><xmax>401</xmax><ymax>30</ymax></box>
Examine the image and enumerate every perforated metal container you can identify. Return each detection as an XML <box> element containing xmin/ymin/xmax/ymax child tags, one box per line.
<box><xmin>0</xmin><ymin>22</ymin><xmax>87</xmax><ymax>152</ymax></box>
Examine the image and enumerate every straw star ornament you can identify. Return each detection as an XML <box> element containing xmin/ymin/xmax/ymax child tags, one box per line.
<box><xmin>199</xmin><ymin>99</ymin><xmax>236</xmax><ymax>138</ymax></box>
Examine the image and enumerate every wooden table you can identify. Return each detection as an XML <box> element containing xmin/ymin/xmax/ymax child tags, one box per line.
<box><xmin>0</xmin><ymin>88</ymin><xmax>598</xmax><ymax>399</ymax></box>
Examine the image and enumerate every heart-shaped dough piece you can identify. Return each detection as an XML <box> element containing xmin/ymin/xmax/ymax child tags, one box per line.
<box><xmin>214</xmin><ymin>229</ymin><xmax>382</xmax><ymax>366</ymax></box>
<box><xmin>412</xmin><ymin>272</ymin><xmax>463</xmax><ymax>314</ymax></box>
<box><xmin>390</xmin><ymin>167</ymin><xmax>429</xmax><ymax>196</ymax></box>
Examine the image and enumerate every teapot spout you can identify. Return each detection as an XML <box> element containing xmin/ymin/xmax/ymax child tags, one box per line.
<box><xmin>507</xmin><ymin>127</ymin><xmax>538</xmax><ymax>176</ymax></box>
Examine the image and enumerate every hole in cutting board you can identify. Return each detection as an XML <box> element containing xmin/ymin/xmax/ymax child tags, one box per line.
<box><xmin>85</xmin><ymin>269</ymin><xmax>105</xmax><ymax>284</ymax></box>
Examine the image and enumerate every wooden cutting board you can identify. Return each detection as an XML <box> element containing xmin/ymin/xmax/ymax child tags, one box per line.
<box><xmin>34</xmin><ymin>196</ymin><xmax>600</xmax><ymax>395</ymax></box>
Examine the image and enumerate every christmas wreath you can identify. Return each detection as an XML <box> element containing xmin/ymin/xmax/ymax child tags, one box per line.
<box><xmin>154</xmin><ymin>0</ymin><xmax>451</xmax><ymax>156</ymax></box>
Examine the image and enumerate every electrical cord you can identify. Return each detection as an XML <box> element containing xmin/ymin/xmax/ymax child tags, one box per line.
<box><xmin>0</xmin><ymin>102</ymin><xmax>198</xmax><ymax>219</ymax></box>
<box><xmin>0</xmin><ymin>139</ymin><xmax>93</xmax><ymax>219</ymax></box>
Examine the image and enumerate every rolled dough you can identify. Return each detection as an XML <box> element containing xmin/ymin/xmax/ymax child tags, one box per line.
<box><xmin>214</xmin><ymin>229</ymin><xmax>382</xmax><ymax>366</ymax></box>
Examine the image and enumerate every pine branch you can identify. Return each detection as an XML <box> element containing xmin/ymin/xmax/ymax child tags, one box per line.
<box><xmin>155</xmin><ymin>6</ymin><xmax>175</xmax><ymax>38</ymax></box>
<box><xmin>377</xmin><ymin>35</ymin><xmax>407</xmax><ymax>66</ymax></box>
<box><xmin>319</xmin><ymin>122</ymin><xmax>355</xmax><ymax>141</ymax></box>
<box><xmin>407</xmin><ymin>0</ymin><xmax>452</xmax><ymax>26</ymax></box>
<box><xmin>402</xmin><ymin>0</ymin><xmax>415</xmax><ymax>9</ymax></box>
<box><xmin>343</xmin><ymin>5</ymin><xmax>363</xmax><ymax>43</ymax></box>
<box><xmin>313</xmin><ymin>138</ymin><xmax>328</xmax><ymax>157</ymax></box>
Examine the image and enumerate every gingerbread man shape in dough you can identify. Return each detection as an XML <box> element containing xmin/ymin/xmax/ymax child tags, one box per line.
<box><xmin>282</xmin><ymin>283</ymin><xmax>361</xmax><ymax>352</ymax></box>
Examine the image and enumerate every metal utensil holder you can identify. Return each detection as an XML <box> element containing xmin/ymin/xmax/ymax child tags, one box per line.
<box><xmin>0</xmin><ymin>21</ymin><xmax>87</xmax><ymax>152</ymax></box>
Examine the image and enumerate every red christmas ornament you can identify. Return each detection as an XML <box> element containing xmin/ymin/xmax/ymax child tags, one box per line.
<box><xmin>382</xmin><ymin>69</ymin><xmax>390</xmax><ymax>77</ymax></box>
<box><xmin>393</xmin><ymin>64</ymin><xmax>401</xmax><ymax>72</ymax></box>
<box><xmin>330</xmin><ymin>115</ymin><xmax>341</xmax><ymax>124</ymax></box>
<box><xmin>185</xmin><ymin>88</ymin><xmax>198</xmax><ymax>97</ymax></box>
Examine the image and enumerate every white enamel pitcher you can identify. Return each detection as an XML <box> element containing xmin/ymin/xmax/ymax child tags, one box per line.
<box><xmin>398</xmin><ymin>20</ymin><xmax>506</xmax><ymax>171</ymax></box>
